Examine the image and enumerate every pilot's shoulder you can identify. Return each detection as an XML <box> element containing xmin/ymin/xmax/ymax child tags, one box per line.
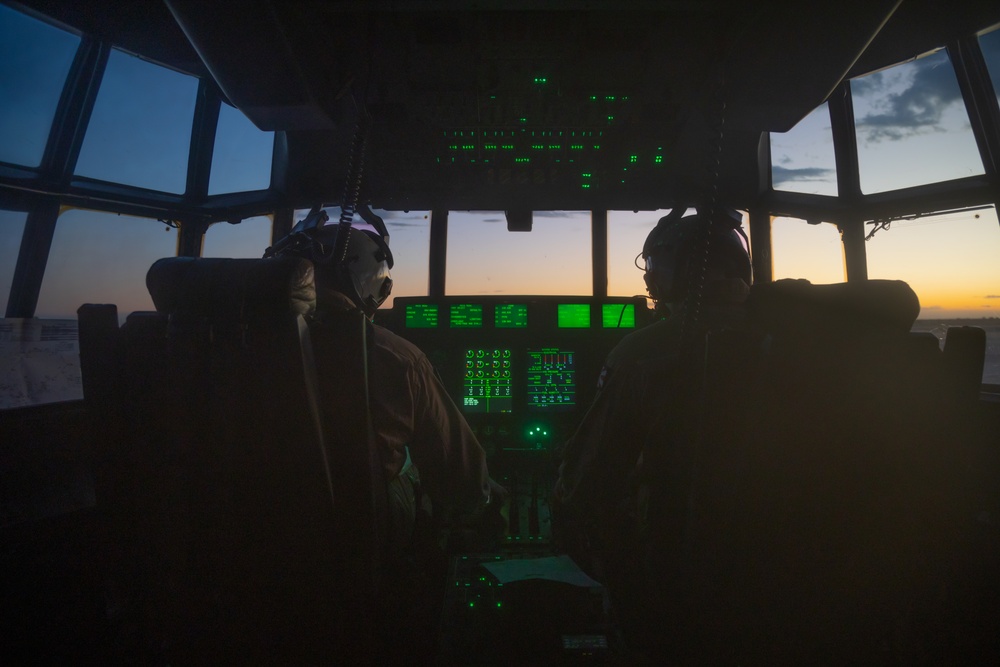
<box><xmin>370</xmin><ymin>323</ymin><xmax>432</xmax><ymax>369</ymax></box>
<box><xmin>604</xmin><ymin>318</ymin><xmax>681</xmax><ymax>369</ymax></box>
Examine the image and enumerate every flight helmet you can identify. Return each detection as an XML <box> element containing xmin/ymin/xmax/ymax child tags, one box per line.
<box><xmin>265</xmin><ymin>207</ymin><xmax>393</xmax><ymax>318</ymax></box>
<box><xmin>641</xmin><ymin>207</ymin><xmax>752</xmax><ymax>305</ymax></box>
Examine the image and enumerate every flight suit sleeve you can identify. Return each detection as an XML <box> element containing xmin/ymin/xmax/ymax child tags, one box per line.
<box><xmin>553</xmin><ymin>361</ymin><xmax>651</xmax><ymax>542</ymax></box>
<box><xmin>405</xmin><ymin>354</ymin><xmax>492</xmax><ymax>523</ymax></box>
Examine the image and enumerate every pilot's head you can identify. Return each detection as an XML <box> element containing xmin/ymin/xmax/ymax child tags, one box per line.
<box><xmin>641</xmin><ymin>208</ymin><xmax>752</xmax><ymax>315</ymax></box>
<box><xmin>265</xmin><ymin>209</ymin><xmax>393</xmax><ymax>318</ymax></box>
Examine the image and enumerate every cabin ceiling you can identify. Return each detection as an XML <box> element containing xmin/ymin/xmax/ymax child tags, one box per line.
<box><xmin>12</xmin><ymin>0</ymin><xmax>1000</xmax><ymax>211</ymax></box>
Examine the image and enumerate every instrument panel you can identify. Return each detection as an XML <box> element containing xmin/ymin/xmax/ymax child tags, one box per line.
<box><xmin>379</xmin><ymin>295</ymin><xmax>652</xmax><ymax>457</ymax></box>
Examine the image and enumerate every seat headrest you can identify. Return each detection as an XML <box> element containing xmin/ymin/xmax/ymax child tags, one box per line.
<box><xmin>747</xmin><ymin>279</ymin><xmax>920</xmax><ymax>337</ymax></box>
<box><xmin>146</xmin><ymin>257</ymin><xmax>316</xmax><ymax>320</ymax></box>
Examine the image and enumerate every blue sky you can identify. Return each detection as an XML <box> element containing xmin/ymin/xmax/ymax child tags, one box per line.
<box><xmin>2</xmin><ymin>5</ymin><xmax>1000</xmax><ymax>321</ymax></box>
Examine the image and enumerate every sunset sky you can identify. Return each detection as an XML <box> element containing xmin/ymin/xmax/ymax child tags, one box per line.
<box><xmin>1</xmin><ymin>5</ymin><xmax>999</xmax><ymax>322</ymax></box>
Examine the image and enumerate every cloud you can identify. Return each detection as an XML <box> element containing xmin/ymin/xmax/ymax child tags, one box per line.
<box><xmin>532</xmin><ymin>210</ymin><xmax>589</xmax><ymax>218</ymax></box>
<box><xmin>985</xmin><ymin>295</ymin><xmax>1000</xmax><ymax>299</ymax></box>
<box><xmin>481</xmin><ymin>217</ymin><xmax>504</xmax><ymax>223</ymax></box>
<box><xmin>771</xmin><ymin>165</ymin><xmax>835</xmax><ymax>186</ymax></box>
<box><xmin>385</xmin><ymin>220</ymin><xmax>427</xmax><ymax>229</ymax></box>
<box><xmin>922</xmin><ymin>305</ymin><xmax>942</xmax><ymax>310</ymax></box>
<box><xmin>378</xmin><ymin>210</ymin><xmax>428</xmax><ymax>221</ymax></box>
<box><xmin>854</xmin><ymin>51</ymin><xmax>964</xmax><ymax>143</ymax></box>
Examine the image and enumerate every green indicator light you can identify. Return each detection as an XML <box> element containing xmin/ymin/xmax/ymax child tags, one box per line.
<box><xmin>449</xmin><ymin>144</ymin><xmax>458</xmax><ymax>150</ymax></box>
<box><xmin>655</xmin><ymin>155</ymin><xmax>663</xmax><ymax>163</ymax></box>
<box><xmin>502</xmin><ymin>144</ymin><xmax>514</xmax><ymax>150</ymax></box>
<box><xmin>532</xmin><ymin>144</ymin><xmax>544</xmax><ymax>150</ymax></box>
<box><xmin>582</xmin><ymin>173</ymin><xmax>591</xmax><ymax>178</ymax></box>
<box><xmin>462</xmin><ymin>144</ymin><xmax>474</xmax><ymax>150</ymax></box>
<box><xmin>497</xmin><ymin>602</ymin><xmax>502</xmax><ymax>608</ymax></box>
<box><xmin>405</xmin><ymin>304</ymin><xmax>439</xmax><ymax>328</ymax></box>
<box><xmin>557</xmin><ymin>304</ymin><xmax>591</xmax><ymax>328</ymax></box>
<box><xmin>485</xmin><ymin>144</ymin><xmax>497</xmax><ymax>150</ymax></box>
<box><xmin>630</xmin><ymin>155</ymin><xmax>638</xmax><ymax>163</ymax></box>
<box><xmin>607</xmin><ymin>115</ymin><xmax>615</xmax><ymax>122</ymax></box>
<box><xmin>571</xmin><ymin>144</ymin><xmax>583</xmax><ymax>150</ymax></box>
<box><xmin>581</xmin><ymin>184</ymin><xmax>590</xmax><ymax>189</ymax></box>
<box><xmin>602</xmin><ymin>303</ymin><xmax>636</xmax><ymax>328</ymax></box>
<box><xmin>593</xmin><ymin>145</ymin><xmax>600</xmax><ymax>150</ymax></box>
<box><xmin>515</xmin><ymin>157</ymin><xmax>531</xmax><ymax>163</ymax></box>
<box><xmin>520</xmin><ymin>117</ymin><xmax>527</xmax><ymax>124</ymax></box>
<box><xmin>548</xmin><ymin>145</ymin><xmax>560</xmax><ymax>150</ymax></box>
<box><xmin>469</xmin><ymin>602</ymin><xmax>475</xmax><ymax>608</ymax></box>
<box><xmin>589</xmin><ymin>95</ymin><xmax>597</xmax><ymax>101</ymax></box>
<box><xmin>606</xmin><ymin>95</ymin><xmax>615</xmax><ymax>101</ymax></box>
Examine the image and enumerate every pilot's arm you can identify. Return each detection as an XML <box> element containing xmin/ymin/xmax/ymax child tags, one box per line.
<box><xmin>554</xmin><ymin>361</ymin><xmax>650</xmax><ymax>546</ymax></box>
<box><xmin>406</xmin><ymin>352</ymin><xmax>504</xmax><ymax>524</ymax></box>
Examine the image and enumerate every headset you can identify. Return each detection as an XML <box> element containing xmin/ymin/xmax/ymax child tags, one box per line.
<box><xmin>641</xmin><ymin>207</ymin><xmax>752</xmax><ymax>305</ymax></box>
<box><xmin>265</xmin><ymin>204</ymin><xmax>393</xmax><ymax>318</ymax></box>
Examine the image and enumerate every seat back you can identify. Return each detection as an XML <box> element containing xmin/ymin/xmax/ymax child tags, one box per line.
<box><xmin>638</xmin><ymin>280</ymin><xmax>964</xmax><ymax>663</ymax></box>
<box><xmin>79</xmin><ymin>257</ymin><xmax>386</xmax><ymax>663</ymax></box>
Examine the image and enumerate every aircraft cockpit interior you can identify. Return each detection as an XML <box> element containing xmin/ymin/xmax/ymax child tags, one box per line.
<box><xmin>3</xmin><ymin>0</ymin><xmax>1000</xmax><ymax>664</ymax></box>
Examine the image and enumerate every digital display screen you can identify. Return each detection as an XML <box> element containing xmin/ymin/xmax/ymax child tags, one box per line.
<box><xmin>450</xmin><ymin>303</ymin><xmax>483</xmax><ymax>328</ymax></box>
<box><xmin>405</xmin><ymin>303</ymin><xmax>439</xmax><ymax>328</ymax></box>
<box><xmin>602</xmin><ymin>303</ymin><xmax>635</xmax><ymax>328</ymax></box>
<box><xmin>463</xmin><ymin>348</ymin><xmax>513</xmax><ymax>413</ymax></box>
<box><xmin>557</xmin><ymin>304</ymin><xmax>591</xmax><ymax>328</ymax></box>
<box><xmin>495</xmin><ymin>303</ymin><xmax>528</xmax><ymax>328</ymax></box>
<box><xmin>527</xmin><ymin>347</ymin><xmax>576</xmax><ymax>410</ymax></box>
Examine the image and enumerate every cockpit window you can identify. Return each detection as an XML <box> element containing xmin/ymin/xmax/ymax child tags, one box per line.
<box><xmin>208</xmin><ymin>103</ymin><xmax>274</xmax><ymax>195</ymax></box>
<box><xmin>445</xmin><ymin>211</ymin><xmax>591</xmax><ymax>297</ymax></box>
<box><xmin>851</xmin><ymin>48</ymin><xmax>984</xmax><ymax>194</ymax></box>
<box><xmin>866</xmin><ymin>205</ymin><xmax>1000</xmax><ymax>384</ymax></box>
<box><xmin>770</xmin><ymin>103</ymin><xmax>838</xmax><ymax>196</ymax></box>
<box><xmin>771</xmin><ymin>217</ymin><xmax>846</xmax><ymax>284</ymax></box>
<box><xmin>202</xmin><ymin>215</ymin><xmax>273</xmax><ymax>258</ymax></box>
<box><xmin>35</xmin><ymin>209</ymin><xmax>177</xmax><ymax>320</ymax></box>
<box><xmin>0</xmin><ymin>5</ymin><xmax>80</xmax><ymax>168</ymax></box>
<box><xmin>980</xmin><ymin>26</ymin><xmax>1000</xmax><ymax>109</ymax></box>
<box><xmin>381</xmin><ymin>210</ymin><xmax>431</xmax><ymax>308</ymax></box>
<box><xmin>0</xmin><ymin>210</ymin><xmax>28</xmax><ymax>315</ymax></box>
<box><xmin>608</xmin><ymin>210</ymin><xmax>669</xmax><ymax>301</ymax></box>
<box><xmin>74</xmin><ymin>48</ymin><xmax>198</xmax><ymax>193</ymax></box>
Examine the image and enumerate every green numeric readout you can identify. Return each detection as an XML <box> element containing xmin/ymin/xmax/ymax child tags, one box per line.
<box><xmin>450</xmin><ymin>304</ymin><xmax>483</xmax><ymax>328</ymax></box>
<box><xmin>463</xmin><ymin>348</ymin><xmax>512</xmax><ymax>413</ymax></box>
<box><xmin>405</xmin><ymin>304</ymin><xmax>439</xmax><ymax>328</ymax></box>
<box><xmin>495</xmin><ymin>303</ymin><xmax>528</xmax><ymax>328</ymax></box>
<box><xmin>602</xmin><ymin>303</ymin><xmax>635</xmax><ymax>328</ymax></box>
<box><xmin>527</xmin><ymin>348</ymin><xmax>575</xmax><ymax>410</ymax></box>
<box><xmin>557</xmin><ymin>304</ymin><xmax>591</xmax><ymax>328</ymax></box>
